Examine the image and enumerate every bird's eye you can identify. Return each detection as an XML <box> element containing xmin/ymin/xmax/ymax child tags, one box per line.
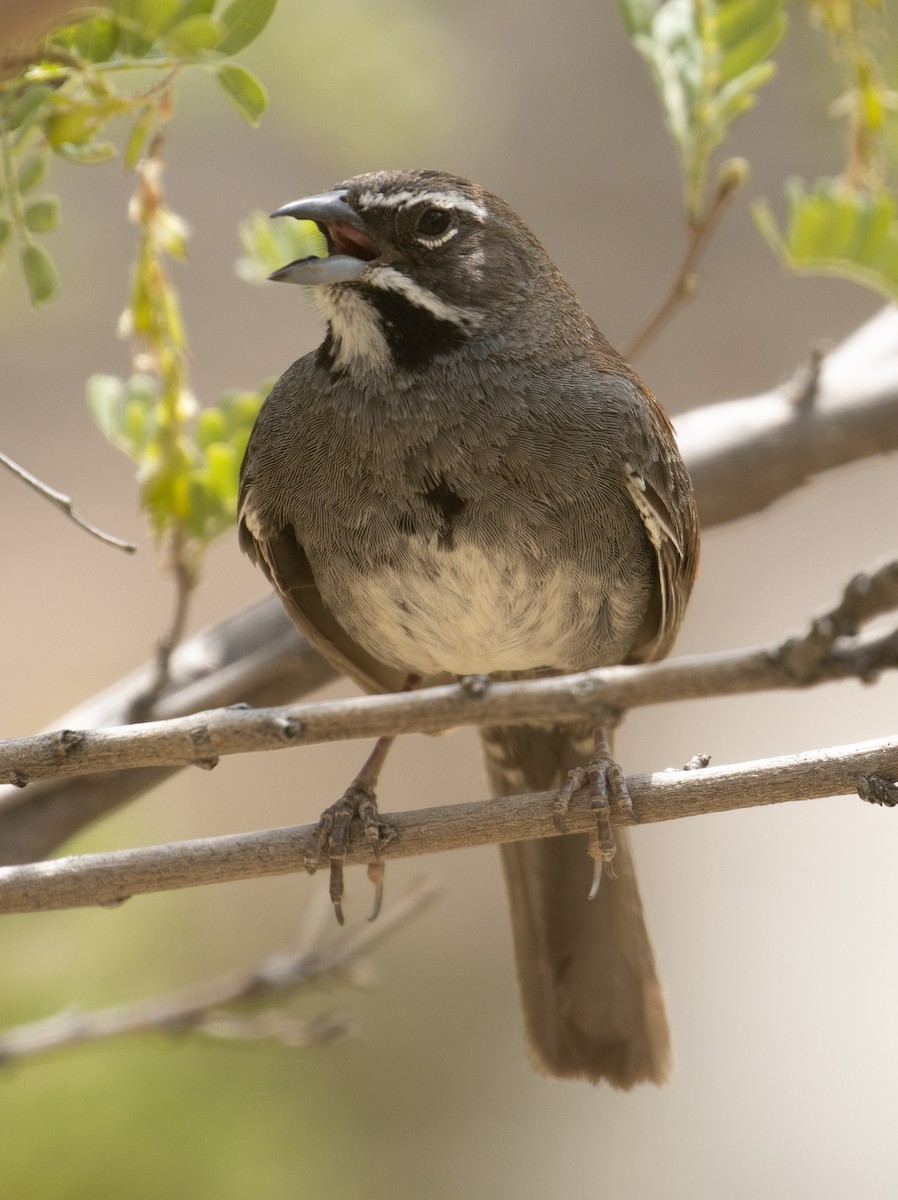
<box><xmin>415</xmin><ymin>208</ymin><xmax>454</xmax><ymax>241</ymax></box>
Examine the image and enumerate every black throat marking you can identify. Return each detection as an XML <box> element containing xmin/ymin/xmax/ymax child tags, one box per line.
<box><xmin>363</xmin><ymin>284</ymin><xmax>470</xmax><ymax>371</ymax></box>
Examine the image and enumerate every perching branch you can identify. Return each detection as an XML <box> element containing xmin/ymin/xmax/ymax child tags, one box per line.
<box><xmin>0</xmin><ymin>450</ymin><xmax>137</xmax><ymax>553</ymax></box>
<box><xmin>0</xmin><ymin>736</ymin><xmax>894</xmax><ymax>915</ymax></box>
<box><xmin>0</xmin><ymin>877</ymin><xmax>439</xmax><ymax>1063</ymax></box>
<box><xmin>1</xmin><ymin>553</ymin><xmax>897</xmax><ymax>786</ymax></box>
<box><xmin>1</xmin><ymin>305</ymin><xmax>898</xmax><ymax>864</ymax></box>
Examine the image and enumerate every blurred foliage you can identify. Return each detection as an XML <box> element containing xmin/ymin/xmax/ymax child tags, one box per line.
<box><xmin>0</xmin><ymin>0</ymin><xmax>277</xmax><ymax>584</ymax></box>
<box><xmin>615</xmin><ymin>0</ymin><xmax>788</xmax><ymax>224</ymax></box>
<box><xmin>0</xmin><ymin>0</ymin><xmax>275</xmax><ymax>306</ymax></box>
<box><xmin>754</xmin><ymin>0</ymin><xmax>898</xmax><ymax>301</ymax></box>
<box><xmin>237</xmin><ymin>209</ymin><xmax>327</xmax><ymax>282</ymax></box>
<box><xmin>617</xmin><ymin>0</ymin><xmax>898</xmax><ymax>300</ymax></box>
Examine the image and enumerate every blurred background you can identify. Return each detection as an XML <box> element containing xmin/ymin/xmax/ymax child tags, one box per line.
<box><xmin>2</xmin><ymin>0</ymin><xmax>898</xmax><ymax>1196</ymax></box>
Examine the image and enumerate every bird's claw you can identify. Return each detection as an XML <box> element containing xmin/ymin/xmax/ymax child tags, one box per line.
<box><xmin>585</xmin><ymin>751</ymin><xmax>632</xmax><ymax>897</ymax></box>
<box><xmin>304</xmin><ymin>785</ymin><xmax>393</xmax><ymax>925</ymax></box>
<box><xmin>554</xmin><ymin>749</ymin><xmax>631</xmax><ymax>900</ymax></box>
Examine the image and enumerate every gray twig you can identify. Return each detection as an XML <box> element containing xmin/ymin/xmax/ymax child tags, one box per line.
<box><xmin>0</xmin><ymin>737</ymin><xmax>894</xmax><ymax>916</ymax></box>
<box><xmin>0</xmin><ymin>877</ymin><xmax>439</xmax><ymax>1063</ymax></box>
<box><xmin>0</xmin><ymin>450</ymin><xmax>137</xmax><ymax>553</ymax></box>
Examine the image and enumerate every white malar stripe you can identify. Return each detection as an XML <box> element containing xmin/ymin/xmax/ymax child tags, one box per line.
<box><xmin>315</xmin><ymin>286</ymin><xmax>391</xmax><ymax>371</ymax></box>
<box><xmin>356</xmin><ymin>189</ymin><xmax>489</xmax><ymax>222</ymax></box>
<box><xmin>371</xmin><ymin>266</ymin><xmax>483</xmax><ymax>329</ymax></box>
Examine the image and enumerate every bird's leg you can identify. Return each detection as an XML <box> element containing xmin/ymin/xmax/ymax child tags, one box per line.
<box><xmin>304</xmin><ymin>674</ymin><xmax>420</xmax><ymax>925</ymax></box>
<box><xmin>553</xmin><ymin>725</ymin><xmax>633</xmax><ymax>900</ymax></box>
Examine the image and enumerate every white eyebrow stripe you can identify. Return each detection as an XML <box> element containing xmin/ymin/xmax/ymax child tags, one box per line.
<box><xmin>371</xmin><ymin>265</ymin><xmax>484</xmax><ymax>328</ymax></box>
<box><xmin>356</xmin><ymin>189</ymin><xmax>489</xmax><ymax>221</ymax></box>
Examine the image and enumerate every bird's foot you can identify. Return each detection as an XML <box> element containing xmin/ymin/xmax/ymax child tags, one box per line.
<box><xmin>554</xmin><ymin>735</ymin><xmax>632</xmax><ymax>900</ymax></box>
<box><xmin>303</xmin><ymin>784</ymin><xmax>396</xmax><ymax>925</ymax></box>
<box><xmin>583</xmin><ymin>748</ymin><xmax>632</xmax><ymax>898</ymax></box>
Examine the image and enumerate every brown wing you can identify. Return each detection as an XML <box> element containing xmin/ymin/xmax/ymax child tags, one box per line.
<box><xmin>237</xmin><ymin>503</ymin><xmax>415</xmax><ymax>695</ymax></box>
<box><xmin>621</xmin><ymin>382</ymin><xmax>700</xmax><ymax>664</ymax></box>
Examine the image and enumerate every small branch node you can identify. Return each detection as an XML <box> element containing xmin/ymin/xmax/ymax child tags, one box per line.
<box><xmin>276</xmin><ymin>715</ymin><xmax>304</xmax><ymax>740</ymax></box>
<box><xmin>683</xmin><ymin>753</ymin><xmax>712</xmax><ymax>770</ymax></box>
<box><xmin>58</xmin><ymin>729</ymin><xmax>86</xmax><ymax>754</ymax></box>
<box><xmin>787</xmin><ymin>343</ymin><xmax>828</xmax><ymax>413</ymax></box>
<box><xmin>460</xmin><ymin>674</ymin><xmax>490</xmax><ymax>698</ymax></box>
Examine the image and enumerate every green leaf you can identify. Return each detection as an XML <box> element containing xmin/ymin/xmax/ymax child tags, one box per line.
<box><xmin>753</xmin><ymin>179</ymin><xmax>898</xmax><ymax>303</ymax></box>
<box><xmin>196</xmin><ymin>407</ymin><xmax>227</xmax><ymax>448</ymax></box>
<box><xmin>16</xmin><ymin>153</ymin><xmax>48</xmax><ymax>194</ymax></box>
<box><xmin>615</xmin><ymin>0</ymin><xmax>656</xmax><ymax>37</ymax></box>
<box><xmin>45</xmin><ymin>106</ymin><xmax>98</xmax><ymax>148</ymax></box>
<box><xmin>87</xmin><ymin>375</ymin><xmax>126</xmax><ymax>441</ymax></box>
<box><xmin>204</xmin><ymin>441</ymin><xmax>237</xmax><ymax>499</ymax></box>
<box><xmin>24</xmin><ymin>195</ymin><xmax>60</xmax><ymax>233</ymax></box>
<box><xmin>718</xmin><ymin>10</ymin><xmax>787</xmax><ymax>83</ymax></box>
<box><xmin>214</xmin><ymin>63</ymin><xmax>267</xmax><ymax>125</ymax></box>
<box><xmin>177</xmin><ymin>0</ymin><xmax>216</xmax><ymax>16</ymax></box>
<box><xmin>124</xmin><ymin>109</ymin><xmax>153</xmax><ymax>169</ymax></box>
<box><xmin>73</xmin><ymin>15</ymin><xmax>120</xmax><ymax>61</ymax></box>
<box><xmin>4</xmin><ymin>85</ymin><xmax>52</xmax><ymax>132</ymax></box>
<box><xmin>114</xmin><ymin>0</ymin><xmax>159</xmax><ymax>55</ymax></box>
<box><xmin>618</xmin><ymin>0</ymin><xmax>786</xmax><ymax>218</ymax></box>
<box><xmin>714</xmin><ymin>0</ymin><xmax>782</xmax><ymax>53</ymax></box>
<box><xmin>21</xmin><ymin>242</ymin><xmax>59</xmax><ymax>306</ymax></box>
<box><xmin>142</xmin><ymin>0</ymin><xmax>182</xmax><ymax>35</ymax></box>
<box><xmin>236</xmin><ymin>210</ymin><xmax>325</xmax><ymax>280</ymax></box>
<box><xmin>0</xmin><ymin>218</ymin><xmax>11</xmax><ymax>247</ymax></box>
<box><xmin>216</xmin><ymin>0</ymin><xmax>277</xmax><ymax>54</ymax></box>
<box><xmin>53</xmin><ymin>140</ymin><xmax>118</xmax><ymax>164</ymax></box>
<box><xmin>165</xmin><ymin>14</ymin><xmax>221</xmax><ymax>53</ymax></box>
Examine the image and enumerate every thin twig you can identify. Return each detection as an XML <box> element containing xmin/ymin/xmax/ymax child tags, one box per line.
<box><xmin>0</xmin><ymin>877</ymin><xmax>439</xmax><ymax>1063</ymax></box>
<box><xmin>0</xmin><ymin>450</ymin><xmax>136</xmax><ymax>552</ymax></box>
<box><xmin>130</xmin><ymin>551</ymin><xmax>197</xmax><ymax>722</ymax></box>
<box><xmin>625</xmin><ymin>166</ymin><xmax>745</xmax><ymax>360</ymax></box>
<box><xmin>0</xmin><ymin>735</ymin><xmax>894</xmax><ymax>915</ymax></box>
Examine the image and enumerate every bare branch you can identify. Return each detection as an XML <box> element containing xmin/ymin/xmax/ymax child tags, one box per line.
<box><xmin>0</xmin><ymin>737</ymin><xmax>894</xmax><ymax>915</ymax></box>
<box><xmin>2</xmin><ymin>555</ymin><xmax>896</xmax><ymax>787</ymax></box>
<box><xmin>678</xmin><ymin>309</ymin><xmax>898</xmax><ymax>527</ymax></box>
<box><xmin>1</xmin><ymin>306</ymin><xmax>897</xmax><ymax>862</ymax></box>
<box><xmin>0</xmin><ymin>450</ymin><xmax>137</xmax><ymax>553</ymax></box>
<box><xmin>0</xmin><ymin>878</ymin><xmax>439</xmax><ymax>1063</ymax></box>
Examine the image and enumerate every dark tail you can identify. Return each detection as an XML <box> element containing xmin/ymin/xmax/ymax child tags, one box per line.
<box><xmin>480</xmin><ymin>723</ymin><xmax>671</xmax><ymax>1087</ymax></box>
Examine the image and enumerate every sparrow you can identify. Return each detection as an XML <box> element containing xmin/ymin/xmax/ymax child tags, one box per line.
<box><xmin>238</xmin><ymin>168</ymin><xmax>699</xmax><ymax>1086</ymax></box>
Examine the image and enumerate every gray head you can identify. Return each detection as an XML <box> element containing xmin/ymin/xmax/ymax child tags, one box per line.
<box><xmin>269</xmin><ymin>168</ymin><xmax>580</xmax><ymax>374</ymax></box>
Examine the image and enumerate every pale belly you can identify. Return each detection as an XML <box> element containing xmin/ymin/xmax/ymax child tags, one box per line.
<box><xmin>318</xmin><ymin>538</ymin><xmax>641</xmax><ymax>677</ymax></box>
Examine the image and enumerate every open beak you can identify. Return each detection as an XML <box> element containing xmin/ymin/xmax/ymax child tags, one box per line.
<box><xmin>268</xmin><ymin>189</ymin><xmax>379</xmax><ymax>285</ymax></box>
